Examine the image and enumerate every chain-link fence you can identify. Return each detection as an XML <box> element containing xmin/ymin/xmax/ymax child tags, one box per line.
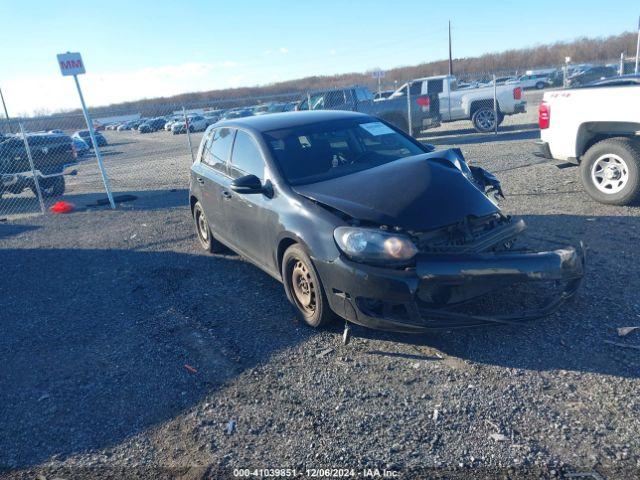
<box><xmin>0</xmin><ymin>57</ymin><xmax>632</xmax><ymax>220</ymax></box>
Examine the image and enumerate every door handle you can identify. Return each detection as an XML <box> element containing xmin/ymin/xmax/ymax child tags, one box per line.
<box><xmin>221</xmin><ymin>190</ymin><xmax>232</xmax><ymax>199</ymax></box>
<box><xmin>196</xmin><ymin>177</ymin><xmax>205</xmax><ymax>184</ymax></box>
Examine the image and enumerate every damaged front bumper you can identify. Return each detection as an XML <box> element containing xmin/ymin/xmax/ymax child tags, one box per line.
<box><xmin>316</xmin><ymin>243</ymin><xmax>585</xmax><ymax>333</ymax></box>
<box><xmin>1</xmin><ymin>163</ymin><xmax>78</xmax><ymax>190</ymax></box>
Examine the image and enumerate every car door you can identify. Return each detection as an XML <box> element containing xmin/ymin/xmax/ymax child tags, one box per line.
<box><xmin>191</xmin><ymin>127</ymin><xmax>236</xmax><ymax>244</ymax></box>
<box><xmin>224</xmin><ymin>129</ymin><xmax>277</xmax><ymax>271</ymax></box>
<box><xmin>447</xmin><ymin>78</ymin><xmax>466</xmax><ymax>120</ymax></box>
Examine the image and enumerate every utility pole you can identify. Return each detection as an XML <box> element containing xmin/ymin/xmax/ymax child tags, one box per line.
<box><xmin>635</xmin><ymin>15</ymin><xmax>640</xmax><ymax>74</ymax></box>
<box><xmin>0</xmin><ymin>86</ymin><xmax>13</xmax><ymax>134</ymax></box>
<box><xmin>448</xmin><ymin>20</ymin><xmax>453</xmax><ymax>76</ymax></box>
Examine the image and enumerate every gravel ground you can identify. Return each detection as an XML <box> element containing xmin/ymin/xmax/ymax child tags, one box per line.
<box><xmin>2</xmin><ymin>89</ymin><xmax>640</xmax><ymax>479</ymax></box>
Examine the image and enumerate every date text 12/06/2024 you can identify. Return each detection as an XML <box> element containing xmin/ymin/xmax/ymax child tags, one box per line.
<box><xmin>232</xmin><ymin>468</ymin><xmax>400</xmax><ymax>478</ymax></box>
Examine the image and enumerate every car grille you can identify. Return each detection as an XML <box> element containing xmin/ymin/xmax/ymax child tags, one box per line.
<box><xmin>411</xmin><ymin>214</ymin><xmax>525</xmax><ymax>254</ymax></box>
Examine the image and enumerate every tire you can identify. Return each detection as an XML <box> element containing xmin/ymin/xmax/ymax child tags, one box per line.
<box><xmin>37</xmin><ymin>177</ymin><xmax>65</xmax><ymax>198</ymax></box>
<box><xmin>535</xmin><ymin>81</ymin><xmax>545</xmax><ymax>90</ymax></box>
<box><xmin>188</xmin><ymin>125</ymin><xmax>194</xmax><ymax>133</ymax></box>
<box><xmin>580</xmin><ymin>137</ymin><xmax>640</xmax><ymax>205</ymax></box>
<box><xmin>193</xmin><ymin>201</ymin><xmax>225</xmax><ymax>253</ymax></box>
<box><xmin>471</xmin><ymin>107</ymin><xmax>498</xmax><ymax>133</ymax></box>
<box><xmin>281</xmin><ymin>244</ymin><xmax>334</xmax><ymax>328</ymax></box>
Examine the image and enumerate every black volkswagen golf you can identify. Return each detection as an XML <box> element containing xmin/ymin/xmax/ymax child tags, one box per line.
<box><xmin>189</xmin><ymin>111</ymin><xmax>585</xmax><ymax>332</ymax></box>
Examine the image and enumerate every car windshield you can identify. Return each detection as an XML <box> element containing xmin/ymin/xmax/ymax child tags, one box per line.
<box><xmin>263</xmin><ymin>118</ymin><xmax>426</xmax><ymax>185</ymax></box>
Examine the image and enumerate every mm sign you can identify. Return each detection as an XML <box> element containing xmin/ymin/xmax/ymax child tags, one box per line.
<box><xmin>57</xmin><ymin>52</ymin><xmax>86</xmax><ymax>76</ymax></box>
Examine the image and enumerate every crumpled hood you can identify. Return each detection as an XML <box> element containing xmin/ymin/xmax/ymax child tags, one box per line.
<box><xmin>292</xmin><ymin>150</ymin><xmax>501</xmax><ymax>231</ymax></box>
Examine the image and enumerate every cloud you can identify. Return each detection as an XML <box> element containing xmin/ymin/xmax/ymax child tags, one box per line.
<box><xmin>2</xmin><ymin>61</ymin><xmax>243</xmax><ymax>115</ymax></box>
<box><xmin>279</xmin><ymin>47</ymin><xmax>289</xmax><ymax>54</ymax></box>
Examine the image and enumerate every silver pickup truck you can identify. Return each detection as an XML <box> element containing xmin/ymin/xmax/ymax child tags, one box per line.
<box><xmin>391</xmin><ymin>75</ymin><xmax>527</xmax><ymax>133</ymax></box>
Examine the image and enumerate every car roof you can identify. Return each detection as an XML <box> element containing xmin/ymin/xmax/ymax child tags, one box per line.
<box><xmin>213</xmin><ymin>110</ymin><xmax>371</xmax><ymax>132</ymax></box>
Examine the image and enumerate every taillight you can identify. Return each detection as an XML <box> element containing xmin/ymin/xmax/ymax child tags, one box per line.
<box><xmin>416</xmin><ymin>96</ymin><xmax>430</xmax><ymax>107</ymax></box>
<box><xmin>538</xmin><ymin>102</ymin><xmax>550</xmax><ymax>129</ymax></box>
<box><xmin>513</xmin><ymin>87</ymin><xmax>522</xmax><ymax>100</ymax></box>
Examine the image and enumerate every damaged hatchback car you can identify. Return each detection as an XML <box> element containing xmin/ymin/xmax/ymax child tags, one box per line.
<box><xmin>189</xmin><ymin>111</ymin><xmax>585</xmax><ymax>332</ymax></box>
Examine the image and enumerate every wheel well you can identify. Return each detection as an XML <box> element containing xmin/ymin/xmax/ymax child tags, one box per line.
<box><xmin>276</xmin><ymin>238</ymin><xmax>297</xmax><ymax>275</ymax></box>
<box><xmin>470</xmin><ymin>100</ymin><xmax>500</xmax><ymax>118</ymax></box>
<box><xmin>577</xmin><ymin>122</ymin><xmax>640</xmax><ymax>159</ymax></box>
<box><xmin>189</xmin><ymin>195</ymin><xmax>198</xmax><ymax>214</ymax></box>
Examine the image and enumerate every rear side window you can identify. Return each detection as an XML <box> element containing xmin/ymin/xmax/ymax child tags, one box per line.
<box><xmin>202</xmin><ymin>127</ymin><xmax>235</xmax><ymax>170</ymax></box>
<box><xmin>230</xmin><ymin>131</ymin><xmax>264</xmax><ymax>179</ymax></box>
<box><xmin>427</xmin><ymin>79</ymin><xmax>443</xmax><ymax>94</ymax></box>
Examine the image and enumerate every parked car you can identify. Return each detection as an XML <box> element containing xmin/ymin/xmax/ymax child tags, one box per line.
<box><xmin>138</xmin><ymin>117</ymin><xmax>167</xmax><ymax>133</ymax></box>
<box><xmin>392</xmin><ymin>75</ymin><xmax>525</xmax><ymax>133</ymax></box>
<box><xmin>566</xmin><ymin>66</ymin><xmax>617</xmax><ymax>87</ymax></box>
<box><xmin>0</xmin><ymin>132</ymin><xmax>77</xmax><ymax>199</ymax></box>
<box><xmin>507</xmin><ymin>72</ymin><xmax>554</xmax><ymax>89</ymax></box>
<box><xmin>590</xmin><ymin>74</ymin><xmax>640</xmax><ymax>87</ymax></box>
<box><xmin>298</xmin><ymin>85</ymin><xmax>440</xmax><ymax>137</ymax></box>
<box><xmin>172</xmin><ymin>115</ymin><xmax>208</xmax><ymax>134</ymax></box>
<box><xmin>189</xmin><ymin>110</ymin><xmax>585</xmax><ymax>332</ymax></box>
<box><xmin>222</xmin><ymin>109</ymin><xmax>255</xmax><ymax>120</ymax></box>
<box><xmin>535</xmin><ymin>79</ymin><xmax>640</xmax><ymax>205</ymax></box>
<box><xmin>117</xmin><ymin>122</ymin><xmax>134</xmax><ymax>131</ymax></box>
<box><xmin>72</xmin><ymin>137</ymin><xmax>90</xmax><ymax>156</ymax></box>
<box><xmin>72</xmin><ymin>130</ymin><xmax>107</xmax><ymax>148</ymax></box>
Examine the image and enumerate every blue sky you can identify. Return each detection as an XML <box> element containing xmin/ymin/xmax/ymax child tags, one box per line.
<box><xmin>0</xmin><ymin>0</ymin><xmax>636</xmax><ymax>113</ymax></box>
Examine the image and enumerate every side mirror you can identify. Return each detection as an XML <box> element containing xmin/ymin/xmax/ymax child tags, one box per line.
<box><xmin>231</xmin><ymin>174</ymin><xmax>264</xmax><ymax>194</ymax></box>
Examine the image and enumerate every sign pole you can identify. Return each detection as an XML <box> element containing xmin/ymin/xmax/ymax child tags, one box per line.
<box><xmin>57</xmin><ymin>51</ymin><xmax>115</xmax><ymax>209</ymax></box>
<box><xmin>183</xmin><ymin>106</ymin><xmax>195</xmax><ymax>163</ymax></box>
<box><xmin>0</xmin><ymin>87</ymin><xmax>13</xmax><ymax>134</ymax></box>
<box><xmin>72</xmin><ymin>74</ymin><xmax>115</xmax><ymax>209</ymax></box>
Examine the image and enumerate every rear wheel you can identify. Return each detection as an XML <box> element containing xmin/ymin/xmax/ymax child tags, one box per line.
<box><xmin>193</xmin><ymin>201</ymin><xmax>225</xmax><ymax>253</ymax></box>
<box><xmin>471</xmin><ymin>107</ymin><xmax>498</xmax><ymax>133</ymax></box>
<box><xmin>282</xmin><ymin>244</ymin><xmax>334</xmax><ymax>328</ymax></box>
<box><xmin>535</xmin><ymin>81</ymin><xmax>545</xmax><ymax>89</ymax></box>
<box><xmin>580</xmin><ymin>137</ymin><xmax>640</xmax><ymax>205</ymax></box>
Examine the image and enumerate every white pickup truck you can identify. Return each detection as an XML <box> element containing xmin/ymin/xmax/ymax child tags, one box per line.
<box><xmin>535</xmin><ymin>77</ymin><xmax>640</xmax><ymax>205</ymax></box>
<box><xmin>391</xmin><ymin>75</ymin><xmax>526</xmax><ymax>133</ymax></box>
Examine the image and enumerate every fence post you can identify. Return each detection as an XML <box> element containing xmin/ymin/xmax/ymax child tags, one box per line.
<box><xmin>493</xmin><ymin>74</ymin><xmax>498</xmax><ymax>135</ymax></box>
<box><xmin>19</xmin><ymin>122</ymin><xmax>46</xmax><ymax>214</ymax></box>
<box><xmin>183</xmin><ymin>106</ymin><xmax>195</xmax><ymax>163</ymax></box>
<box><xmin>406</xmin><ymin>83</ymin><xmax>412</xmax><ymax>136</ymax></box>
<box><xmin>307</xmin><ymin>92</ymin><xmax>312</xmax><ymax>110</ymax></box>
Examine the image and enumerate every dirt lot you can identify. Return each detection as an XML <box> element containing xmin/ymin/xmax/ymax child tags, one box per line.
<box><xmin>2</xmin><ymin>90</ymin><xmax>640</xmax><ymax>479</ymax></box>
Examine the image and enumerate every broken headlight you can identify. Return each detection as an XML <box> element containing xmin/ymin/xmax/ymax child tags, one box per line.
<box><xmin>334</xmin><ymin>227</ymin><xmax>418</xmax><ymax>265</ymax></box>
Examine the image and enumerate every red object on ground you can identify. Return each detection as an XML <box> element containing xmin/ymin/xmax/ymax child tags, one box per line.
<box><xmin>50</xmin><ymin>201</ymin><xmax>75</xmax><ymax>214</ymax></box>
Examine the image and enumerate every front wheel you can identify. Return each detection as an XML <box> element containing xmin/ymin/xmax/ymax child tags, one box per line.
<box><xmin>282</xmin><ymin>244</ymin><xmax>334</xmax><ymax>328</ymax></box>
<box><xmin>580</xmin><ymin>137</ymin><xmax>640</xmax><ymax>205</ymax></box>
<box><xmin>471</xmin><ymin>107</ymin><xmax>497</xmax><ymax>133</ymax></box>
<box><xmin>535</xmin><ymin>81</ymin><xmax>545</xmax><ymax>89</ymax></box>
